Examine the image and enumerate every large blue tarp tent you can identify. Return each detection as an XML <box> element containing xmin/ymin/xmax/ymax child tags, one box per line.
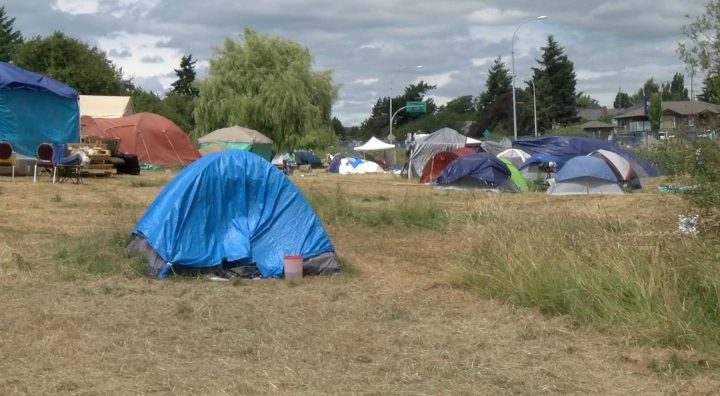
<box><xmin>129</xmin><ymin>151</ymin><xmax>340</xmax><ymax>278</ymax></box>
<box><xmin>0</xmin><ymin>62</ymin><xmax>79</xmax><ymax>156</ymax></box>
<box><xmin>512</xmin><ymin>137</ymin><xmax>657</xmax><ymax>177</ymax></box>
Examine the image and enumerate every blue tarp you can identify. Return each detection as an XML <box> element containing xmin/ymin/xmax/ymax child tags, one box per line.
<box><xmin>0</xmin><ymin>62</ymin><xmax>79</xmax><ymax>157</ymax></box>
<box><xmin>436</xmin><ymin>152</ymin><xmax>511</xmax><ymax>186</ymax></box>
<box><xmin>512</xmin><ymin>137</ymin><xmax>657</xmax><ymax>177</ymax></box>
<box><xmin>132</xmin><ymin>151</ymin><xmax>335</xmax><ymax>278</ymax></box>
<box><xmin>555</xmin><ymin>156</ymin><xmax>618</xmax><ymax>182</ymax></box>
<box><xmin>296</xmin><ymin>151</ymin><xmax>323</xmax><ymax>167</ymax></box>
<box><xmin>518</xmin><ymin>155</ymin><xmax>565</xmax><ymax>170</ymax></box>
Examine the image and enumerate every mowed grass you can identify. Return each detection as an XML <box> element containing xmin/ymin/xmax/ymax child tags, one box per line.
<box><xmin>0</xmin><ymin>171</ymin><xmax>719</xmax><ymax>394</ymax></box>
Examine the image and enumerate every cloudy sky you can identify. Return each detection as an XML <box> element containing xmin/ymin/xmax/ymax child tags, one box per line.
<box><xmin>3</xmin><ymin>0</ymin><xmax>710</xmax><ymax>126</ymax></box>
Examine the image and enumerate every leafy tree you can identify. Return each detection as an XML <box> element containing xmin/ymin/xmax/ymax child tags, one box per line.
<box><xmin>700</xmin><ymin>67</ymin><xmax>720</xmax><ymax>103</ymax></box>
<box><xmin>359</xmin><ymin>81</ymin><xmax>436</xmax><ymax>141</ymax></box>
<box><xmin>170</xmin><ymin>54</ymin><xmax>199</xmax><ymax>97</ymax></box>
<box><xmin>531</xmin><ymin>35</ymin><xmax>578</xmax><ymax>130</ymax></box>
<box><xmin>195</xmin><ymin>28</ymin><xmax>338</xmax><ymax>150</ymax></box>
<box><xmin>331</xmin><ymin>117</ymin><xmax>344</xmax><ymax>136</ymax></box>
<box><xmin>131</xmin><ymin>88</ymin><xmax>196</xmax><ymax>138</ymax></box>
<box><xmin>632</xmin><ymin>78</ymin><xmax>660</xmax><ymax>104</ymax></box>
<box><xmin>648</xmin><ymin>93</ymin><xmax>662</xmax><ymax>132</ymax></box>
<box><xmin>613</xmin><ymin>91</ymin><xmax>632</xmax><ymax>109</ymax></box>
<box><xmin>442</xmin><ymin>95</ymin><xmax>476</xmax><ymax>114</ymax></box>
<box><xmin>576</xmin><ymin>92</ymin><xmax>599</xmax><ymax>107</ymax></box>
<box><xmin>13</xmin><ymin>31</ymin><xmax>130</xmax><ymax>95</ymax></box>
<box><xmin>678</xmin><ymin>1</ymin><xmax>720</xmax><ymax>78</ymax></box>
<box><xmin>478</xmin><ymin>56</ymin><xmax>511</xmax><ymax>110</ymax></box>
<box><xmin>0</xmin><ymin>6</ymin><xmax>22</xmax><ymax>62</ymax></box>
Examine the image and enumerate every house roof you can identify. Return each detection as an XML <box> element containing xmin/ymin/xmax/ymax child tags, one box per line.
<box><xmin>79</xmin><ymin>95</ymin><xmax>134</xmax><ymax>118</ymax></box>
<box><xmin>581</xmin><ymin>120</ymin><xmax>614</xmax><ymax>129</ymax></box>
<box><xmin>615</xmin><ymin>100</ymin><xmax>720</xmax><ymax>119</ymax></box>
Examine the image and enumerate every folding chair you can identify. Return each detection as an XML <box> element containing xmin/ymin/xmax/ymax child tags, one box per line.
<box><xmin>0</xmin><ymin>141</ymin><xmax>16</xmax><ymax>182</ymax></box>
<box><xmin>53</xmin><ymin>143</ymin><xmax>83</xmax><ymax>184</ymax></box>
<box><xmin>34</xmin><ymin>143</ymin><xmax>56</xmax><ymax>183</ymax></box>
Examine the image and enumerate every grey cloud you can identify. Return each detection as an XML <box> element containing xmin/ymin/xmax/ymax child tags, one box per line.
<box><xmin>109</xmin><ymin>49</ymin><xmax>132</xmax><ymax>58</ymax></box>
<box><xmin>141</xmin><ymin>55</ymin><xmax>164</xmax><ymax>63</ymax></box>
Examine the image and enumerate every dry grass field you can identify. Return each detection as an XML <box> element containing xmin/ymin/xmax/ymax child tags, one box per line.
<box><xmin>1</xmin><ymin>169</ymin><xmax>719</xmax><ymax>395</ymax></box>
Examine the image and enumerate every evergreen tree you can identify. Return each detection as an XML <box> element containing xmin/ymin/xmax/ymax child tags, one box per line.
<box><xmin>663</xmin><ymin>73</ymin><xmax>689</xmax><ymax>101</ymax></box>
<box><xmin>531</xmin><ymin>35</ymin><xmax>578</xmax><ymax>130</ymax></box>
<box><xmin>613</xmin><ymin>91</ymin><xmax>632</xmax><ymax>109</ymax></box>
<box><xmin>0</xmin><ymin>6</ymin><xmax>22</xmax><ymax>62</ymax></box>
<box><xmin>648</xmin><ymin>93</ymin><xmax>662</xmax><ymax>132</ymax></box>
<box><xmin>170</xmin><ymin>54</ymin><xmax>199</xmax><ymax>97</ymax></box>
<box><xmin>478</xmin><ymin>56</ymin><xmax>511</xmax><ymax>110</ymax></box>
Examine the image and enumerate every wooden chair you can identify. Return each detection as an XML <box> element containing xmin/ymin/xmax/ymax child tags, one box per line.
<box><xmin>0</xmin><ymin>141</ymin><xmax>16</xmax><ymax>182</ymax></box>
<box><xmin>34</xmin><ymin>143</ymin><xmax>56</xmax><ymax>183</ymax></box>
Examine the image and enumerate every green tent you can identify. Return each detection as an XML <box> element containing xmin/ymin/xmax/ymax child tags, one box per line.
<box><xmin>500</xmin><ymin>158</ymin><xmax>528</xmax><ymax>191</ymax></box>
<box><xmin>197</xmin><ymin>126</ymin><xmax>273</xmax><ymax>161</ymax></box>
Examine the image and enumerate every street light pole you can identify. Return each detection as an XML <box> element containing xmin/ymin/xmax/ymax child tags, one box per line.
<box><xmin>389</xmin><ymin>65</ymin><xmax>423</xmax><ymax>143</ymax></box>
<box><xmin>511</xmin><ymin>15</ymin><xmax>547</xmax><ymax>141</ymax></box>
<box><xmin>528</xmin><ymin>78</ymin><xmax>538</xmax><ymax>137</ymax></box>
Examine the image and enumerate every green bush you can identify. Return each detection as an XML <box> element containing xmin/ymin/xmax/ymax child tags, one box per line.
<box><xmin>639</xmin><ymin>140</ymin><xmax>720</xmax><ymax>230</ymax></box>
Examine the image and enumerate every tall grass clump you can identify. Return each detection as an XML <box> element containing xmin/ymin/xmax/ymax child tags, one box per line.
<box><xmin>53</xmin><ymin>232</ymin><xmax>145</xmax><ymax>280</ymax></box>
<box><xmin>451</xmin><ymin>208</ymin><xmax>720</xmax><ymax>353</ymax></box>
<box><xmin>308</xmin><ymin>184</ymin><xmax>448</xmax><ymax>231</ymax></box>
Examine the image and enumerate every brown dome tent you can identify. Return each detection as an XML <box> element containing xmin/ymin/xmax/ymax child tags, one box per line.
<box><xmin>81</xmin><ymin>113</ymin><xmax>200</xmax><ymax>167</ymax></box>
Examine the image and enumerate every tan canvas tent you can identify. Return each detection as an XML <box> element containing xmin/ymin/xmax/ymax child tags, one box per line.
<box><xmin>79</xmin><ymin>95</ymin><xmax>134</xmax><ymax>118</ymax></box>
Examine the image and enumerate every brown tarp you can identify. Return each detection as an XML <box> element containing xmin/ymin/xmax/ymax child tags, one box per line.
<box><xmin>82</xmin><ymin>113</ymin><xmax>200</xmax><ymax>167</ymax></box>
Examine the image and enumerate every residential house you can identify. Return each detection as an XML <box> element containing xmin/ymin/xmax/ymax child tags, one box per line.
<box><xmin>580</xmin><ymin>120</ymin><xmax>614</xmax><ymax>140</ymax></box>
<box><xmin>615</xmin><ymin>100</ymin><xmax>719</xmax><ymax>141</ymax></box>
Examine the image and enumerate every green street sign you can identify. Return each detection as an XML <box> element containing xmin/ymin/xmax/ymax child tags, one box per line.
<box><xmin>406</xmin><ymin>101</ymin><xmax>426</xmax><ymax>113</ymax></box>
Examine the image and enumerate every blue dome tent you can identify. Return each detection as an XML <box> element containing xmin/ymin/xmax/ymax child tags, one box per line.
<box><xmin>435</xmin><ymin>152</ymin><xmax>522</xmax><ymax>192</ymax></box>
<box><xmin>128</xmin><ymin>151</ymin><xmax>340</xmax><ymax>278</ymax></box>
<box><xmin>0</xmin><ymin>62</ymin><xmax>79</xmax><ymax>156</ymax></box>
<box><xmin>547</xmin><ymin>156</ymin><xmax>624</xmax><ymax>195</ymax></box>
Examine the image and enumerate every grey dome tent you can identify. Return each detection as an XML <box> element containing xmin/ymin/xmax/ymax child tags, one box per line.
<box><xmin>408</xmin><ymin>127</ymin><xmax>466</xmax><ymax>178</ymax></box>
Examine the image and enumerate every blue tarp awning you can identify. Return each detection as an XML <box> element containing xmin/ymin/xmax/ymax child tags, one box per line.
<box><xmin>512</xmin><ymin>136</ymin><xmax>657</xmax><ymax>177</ymax></box>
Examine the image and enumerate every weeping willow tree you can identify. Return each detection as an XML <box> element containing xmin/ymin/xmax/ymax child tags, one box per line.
<box><xmin>195</xmin><ymin>28</ymin><xmax>339</xmax><ymax>150</ymax></box>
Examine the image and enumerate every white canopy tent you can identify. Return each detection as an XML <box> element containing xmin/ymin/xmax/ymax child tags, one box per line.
<box><xmin>354</xmin><ymin>136</ymin><xmax>396</xmax><ymax>166</ymax></box>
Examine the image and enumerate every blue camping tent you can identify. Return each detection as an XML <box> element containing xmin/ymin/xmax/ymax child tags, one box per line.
<box><xmin>436</xmin><ymin>152</ymin><xmax>521</xmax><ymax>192</ymax></box>
<box><xmin>512</xmin><ymin>137</ymin><xmax>657</xmax><ymax>177</ymax></box>
<box><xmin>129</xmin><ymin>151</ymin><xmax>339</xmax><ymax>278</ymax></box>
<box><xmin>327</xmin><ymin>153</ymin><xmax>360</xmax><ymax>173</ymax></box>
<box><xmin>547</xmin><ymin>156</ymin><xmax>624</xmax><ymax>195</ymax></box>
<box><xmin>0</xmin><ymin>62</ymin><xmax>79</xmax><ymax>156</ymax></box>
<box><xmin>296</xmin><ymin>151</ymin><xmax>323</xmax><ymax>168</ymax></box>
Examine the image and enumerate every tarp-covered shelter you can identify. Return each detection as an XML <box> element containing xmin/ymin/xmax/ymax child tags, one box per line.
<box><xmin>408</xmin><ymin>127</ymin><xmax>466</xmax><ymax>178</ymax></box>
<box><xmin>296</xmin><ymin>151</ymin><xmax>323</xmax><ymax>168</ymax></box>
<box><xmin>81</xmin><ymin>113</ymin><xmax>200</xmax><ymax>167</ymax></box>
<box><xmin>0</xmin><ymin>62</ymin><xmax>80</xmax><ymax>157</ymax></box>
<box><xmin>513</xmin><ymin>136</ymin><xmax>657</xmax><ymax>178</ymax></box>
<box><xmin>419</xmin><ymin>147</ymin><xmax>477</xmax><ymax>184</ymax></box>
<box><xmin>327</xmin><ymin>153</ymin><xmax>361</xmax><ymax>173</ymax></box>
<box><xmin>198</xmin><ymin>126</ymin><xmax>273</xmax><ymax>161</ymax></box>
<box><xmin>547</xmin><ymin>156</ymin><xmax>624</xmax><ymax>195</ymax></box>
<box><xmin>436</xmin><ymin>152</ymin><xmax>522</xmax><ymax>192</ymax></box>
<box><xmin>480</xmin><ymin>138</ymin><xmax>513</xmax><ymax>156</ymax></box>
<box><xmin>128</xmin><ymin>151</ymin><xmax>341</xmax><ymax>278</ymax></box>
<box><xmin>79</xmin><ymin>95</ymin><xmax>134</xmax><ymax>118</ymax></box>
